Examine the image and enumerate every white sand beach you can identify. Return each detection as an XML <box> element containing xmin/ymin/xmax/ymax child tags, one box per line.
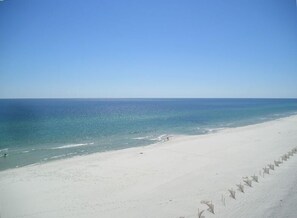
<box><xmin>1</xmin><ymin>115</ymin><xmax>297</xmax><ymax>218</ymax></box>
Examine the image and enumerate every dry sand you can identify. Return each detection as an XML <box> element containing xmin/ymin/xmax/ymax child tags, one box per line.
<box><xmin>1</xmin><ymin>115</ymin><xmax>297</xmax><ymax>218</ymax></box>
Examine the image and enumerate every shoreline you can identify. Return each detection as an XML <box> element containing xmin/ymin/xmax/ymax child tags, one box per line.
<box><xmin>1</xmin><ymin>114</ymin><xmax>297</xmax><ymax>217</ymax></box>
<box><xmin>1</xmin><ymin>112</ymin><xmax>296</xmax><ymax>172</ymax></box>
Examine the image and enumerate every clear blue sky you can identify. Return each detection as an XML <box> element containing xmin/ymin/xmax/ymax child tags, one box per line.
<box><xmin>0</xmin><ymin>0</ymin><xmax>297</xmax><ymax>98</ymax></box>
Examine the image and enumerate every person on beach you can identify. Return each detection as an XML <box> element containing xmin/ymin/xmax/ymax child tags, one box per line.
<box><xmin>1</xmin><ymin>153</ymin><xmax>7</xmax><ymax>158</ymax></box>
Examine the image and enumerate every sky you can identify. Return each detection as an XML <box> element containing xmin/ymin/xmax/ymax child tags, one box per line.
<box><xmin>0</xmin><ymin>0</ymin><xmax>297</xmax><ymax>98</ymax></box>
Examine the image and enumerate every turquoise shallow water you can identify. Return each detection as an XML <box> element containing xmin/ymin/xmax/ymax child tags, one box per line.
<box><xmin>0</xmin><ymin>98</ymin><xmax>297</xmax><ymax>171</ymax></box>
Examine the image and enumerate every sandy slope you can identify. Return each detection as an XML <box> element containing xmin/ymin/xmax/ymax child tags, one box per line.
<box><xmin>1</xmin><ymin>115</ymin><xmax>297</xmax><ymax>218</ymax></box>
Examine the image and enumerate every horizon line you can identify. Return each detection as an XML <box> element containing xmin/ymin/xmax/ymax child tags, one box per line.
<box><xmin>0</xmin><ymin>97</ymin><xmax>297</xmax><ymax>100</ymax></box>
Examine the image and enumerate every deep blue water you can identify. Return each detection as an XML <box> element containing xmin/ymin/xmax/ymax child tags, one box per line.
<box><xmin>0</xmin><ymin>98</ymin><xmax>297</xmax><ymax>171</ymax></box>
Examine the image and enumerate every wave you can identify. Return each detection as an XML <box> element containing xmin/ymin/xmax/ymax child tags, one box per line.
<box><xmin>200</xmin><ymin>127</ymin><xmax>226</xmax><ymax>134</ymax></box>
<box><xmin>132</xmin><ymin>136</ymin><xmax>151</xmax><ymax>140</ymax></box>
<box><xmin>49</xmin><ymin>152</ymin><xmax>78</xmax><ymax>160</ymax></box>
<box><xmin>50</xmin><ymin>154</ymin><xmax>67</xmax><ymax>159</ymax></box>
<box><xmin>132</xmin><ymin>134</ymin><xmax>170</xmax><ymax>142</ymax></box>
<box><xmin>51</xmin><ymin>142</ymin><xmax>94</xmax><ymax>150</ymax></box>
<box><xmin>150</xmin><ymin>134</ymin><xmax>168</xmax><ymax>141</ymax></box>
<box><xmin>0</xmin><ymin>148</ymin><xmax>8</xmax><ymax>153</ymax></box>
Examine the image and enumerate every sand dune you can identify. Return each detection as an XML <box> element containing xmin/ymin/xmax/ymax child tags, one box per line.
<box><xmin>1</xmin><ymin>115</ymin><xmax>297</xmax><ymax>218</ymax></box>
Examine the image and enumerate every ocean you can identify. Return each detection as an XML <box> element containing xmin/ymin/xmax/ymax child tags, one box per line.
<box><xmin>0</xmin><ymin>98</ymin><xmax>297</xmax><ymax>171</ymax></box>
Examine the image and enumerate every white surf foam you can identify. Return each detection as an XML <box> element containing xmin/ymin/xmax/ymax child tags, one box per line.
<box><xmin>0</xmin><ymin>148</ymin><xmax>8</xmax><ymax>153</ymax></box>
<box><xmin>204</xmin><ymin>127</ymin><xmax>225</xmax><ymax>134</ymax></box>
<box><xmin>50</xmin><ymin>154</ymin><xmax>67</xmax><ymax>159</ymax></box>
<box><xmin>150</xmin><ymin>134</ymin><xmax>168</xmax><ymax>142</ymax></box>
<box><xmin>132</xmin><ymin>136</ymin><xmax>151</xmax><ymax>140</ymax></box>
<box><xmin>51</xmin><ymin>142</ymin><xmax>94</xmax><ymax>149</ymax></box>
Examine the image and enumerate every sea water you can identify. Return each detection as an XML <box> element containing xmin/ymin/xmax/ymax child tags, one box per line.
<box><xmin>0</xmin><ymin>98</ymin><xmax>297</xmax><ymax>171</ymax></box>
